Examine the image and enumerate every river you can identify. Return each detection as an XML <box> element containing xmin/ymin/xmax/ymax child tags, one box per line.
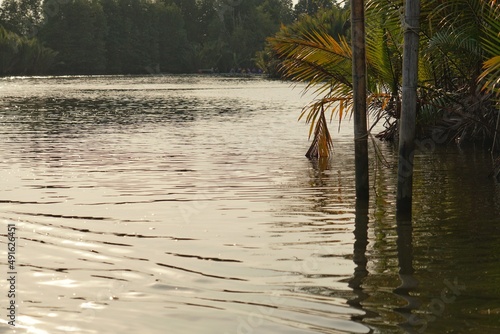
<box><xmin>0</xmin><ymin>75</ymin><xmax>499</xmax><ymax>334</ymax></box>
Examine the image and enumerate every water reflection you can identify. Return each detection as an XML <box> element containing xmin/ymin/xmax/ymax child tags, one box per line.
<box><xmin>393</xmin><ymin>220</ymin><xmax>420</xmax><ymax>333</ymax></box>
<box><xmin>347</xmin><ymin>199</ymin><xmax>373</xmax><ymax>324</ymax></box>
<box><xmin>0</xmin><ymin>75</ymin><xmax>499</xmax><ymax>334</ymax></box>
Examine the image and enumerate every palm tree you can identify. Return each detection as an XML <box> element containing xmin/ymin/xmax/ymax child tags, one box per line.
<box><xmin>268</xmin><ymin>3</ymin><xmax>400</xmax><ymax>158</ymax></box>
<box><xmin>270</xmin><ymin>26</ymin><xmax>352</xmax><ymax>158</ymax></box>
<box><xmin>419</xmin><ymin>0</ymin><xmax>500</xmax><ymax>146</ymax></box>
<box><xmin>478</xmin><ymin>0</ymin><xmax>500</xmax><ymax>96</ymax></box>
<box><xmin>268</xmin><ymin>0</ymin><xmax>500</xmax><ymax>156</ymax></box>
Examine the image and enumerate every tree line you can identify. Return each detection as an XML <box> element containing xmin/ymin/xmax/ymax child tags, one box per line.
<box><xmin>0</xmin><ymin>0</ymin><xmax>338</xmax><ymax>75</ymax></box>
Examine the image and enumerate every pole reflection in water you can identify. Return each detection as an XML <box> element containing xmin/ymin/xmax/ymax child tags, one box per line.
<box><xmin>394</xmin><ymin>219</ymin><xmax>420</xmax><ymax>333</ymax></box>
<box><xmin>348</xmin><ymin>199</ymin><xmax>377</xmax><ymax>326</ymax></box>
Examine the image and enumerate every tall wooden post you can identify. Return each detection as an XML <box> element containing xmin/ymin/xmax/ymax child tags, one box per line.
<box><xmin>351</xmin><ymin>0</ymin><xmax>369</xmax><ymax>201</ymax></box>
<box><xmin>396</xmin><ymin>0</ymin><xmax>420</xmax><ymax>219</ymax></box>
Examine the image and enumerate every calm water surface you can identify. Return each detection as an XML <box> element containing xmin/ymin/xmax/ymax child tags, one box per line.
<box><xmin>0</xmin><ymin>75</ymin><xmax>499</xmax><ymax>334</ymax></box>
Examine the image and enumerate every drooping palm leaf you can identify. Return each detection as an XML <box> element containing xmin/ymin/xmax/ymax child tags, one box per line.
<box><xmin>269</xmin><ymin>26</ymin><xmax>354</xmax><ymax>158</ymax></box>
<box><xmin>268</xmin><ymin>1</ymin><xmax>408</xmax><ymax>155</ymax></box>
<box><xmin>305</xmin><ymin>104</ymin><xmax>334</xmax><ymax>159</ymax></box>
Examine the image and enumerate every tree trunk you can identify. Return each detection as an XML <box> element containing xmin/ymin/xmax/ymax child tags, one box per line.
<box><xmin>351</xmin><ymin>0</ymin><xmax>369</xmax><ymax>201</ymax></box>
<box><xmin>396</xmin><ymin>0</ymin><xmax>420</xmax><ymax>219</ymax></box>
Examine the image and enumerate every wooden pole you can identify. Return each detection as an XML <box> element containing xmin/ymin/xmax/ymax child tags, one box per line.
<box><xmin>351</xmin><ymin>0</ymin><xmax>369</xmax><ymax>201</ymax></box>
<box><xmin>396</xmin><ymin>0</ymin><xmax>420</xmax><ymax>219</ymax></box>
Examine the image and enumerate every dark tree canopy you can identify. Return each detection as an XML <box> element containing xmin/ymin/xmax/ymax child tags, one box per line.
<box><xmin>293</xmin><ymin>0</ymin><xmax>336</xmax><ymax>18</ymax></box>
<box><xmin>0</xmin><ymin>0</ymin><xmax>43</xmax><ymax>36</ymax></box>
<box><xmin>0</xmin><ymin>0</ymin><xmax>295</xmax><ymax>74</ymax></box>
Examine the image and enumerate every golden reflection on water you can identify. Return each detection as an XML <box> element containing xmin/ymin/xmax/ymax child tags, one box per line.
<box><xmin>0</xmin><ymin>75</ymin><xmax>499</xmax><ymax>334</ymax></box>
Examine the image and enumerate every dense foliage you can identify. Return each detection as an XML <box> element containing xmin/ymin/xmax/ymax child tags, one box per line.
<box><xmin>0</xmin><ymin>0</ymin><xmax>305</xmax><ymax>74</ymax></box>
<box><xmin>0</xmin><ymin>25</ymin><xmax>56</xmax><ymax>75</ymax></box>
<box><xmin>267</xmin><ymin>0</ymin><xmax>500</xmax><ymax>153</ymax></box>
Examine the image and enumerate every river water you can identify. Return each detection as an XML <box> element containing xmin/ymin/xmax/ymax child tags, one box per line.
<box><xmin>0</xmin><ymin>75</ymin><xmax>499</xmax><ymax>334</ymax></box>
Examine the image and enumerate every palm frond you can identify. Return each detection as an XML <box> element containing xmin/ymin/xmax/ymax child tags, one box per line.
<box><xmin>299</xmin><ymin>90</ymin><xmax>353</xmax><ymax>132</ymax></box>
<box><xmin>430</xmin><ymin>0</ymin><xmax>484</xmax><ymax>33</ymax></box>
<box><xmin>299</xmin><ymin>84</ymin><xmax>353</xmax><ymax>158</ymax></box>
<box><xmin>269</xmin><ymin>29</ymin><xmax>352</xmax><ymax>90</ymax></box>
<box><xmin>478</xmin><ymin>0</ymin><xmax>500</xmax><ymax>95</ymax></box>
<box><xmin>424</xmin><ymin>28</ymin><xmax>482</xmax><ymax>83</ymax></box>
<box><xmin>365</xmin><ymin>24</ymin><xmax>403</xmax><ymax>95</ymax></box>
<box><xmin>366</xmin><ymin>0</ymin><xmax>403</xmax><ymax>31</ymax></box>
<box><xmin>268</xmin><ymin>26</ymin><xmax>355</xmax><ymax>158</ymax></box>
<box><xmin>479</xmin><ymin>55</ymin><xmax>500</xmax><ymax>95</ymax></box>
<box><xmin>305</xmin><ymin>105</ymin><xmax>334</xmax><ymax>159</ymax></box>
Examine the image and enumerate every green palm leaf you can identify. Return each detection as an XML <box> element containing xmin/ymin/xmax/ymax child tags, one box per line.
<box><xmin>269</xmin><ymin>26</ymin><xmax>354</xmax><ymax>158</ymax></box>
<box><xmin>478</xmin><ymin>0</ymin><xmax>500</xmax><ymax>95</ymax></box>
